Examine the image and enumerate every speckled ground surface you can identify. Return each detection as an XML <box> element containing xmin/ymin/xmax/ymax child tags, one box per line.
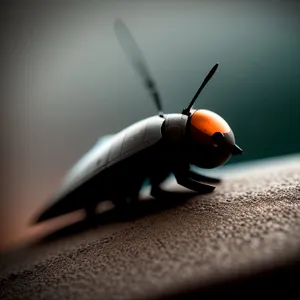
<box><xmin>1</xmin><ymin>155</ymin><xmax>300</xmax><ymax>300</ymax></box>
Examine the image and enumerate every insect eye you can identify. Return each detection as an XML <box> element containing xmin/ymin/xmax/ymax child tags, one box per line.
<box><xmin>212</xmin><ymin>132</ymin><xmax>225</xmax><ymax>147</ymax></box>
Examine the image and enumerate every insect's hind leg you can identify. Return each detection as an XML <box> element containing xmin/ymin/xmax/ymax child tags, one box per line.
<box><xmin>112</xmin><ymin>186</ymin><xmax>142</xmax><ymax>210</ymax></box>
<box><xmin>113</xmin><ymin>176</ymin><xmax>145</xmax><ymax>208</ymax></box>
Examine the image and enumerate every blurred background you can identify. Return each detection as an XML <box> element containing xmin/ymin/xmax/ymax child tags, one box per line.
<box><xmin>1</xmin><ymin>0</ymin><xmax>299</xmax><ymax>251</ymax></box>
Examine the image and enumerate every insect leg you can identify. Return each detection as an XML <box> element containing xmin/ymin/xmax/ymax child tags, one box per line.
<box><xmin>174</xmin><ymin>170</ymin><xmax>215</xmax><ymax>193</ymax></box>
<box><xmin>150</xmin><ymin>169</ymin><xmax>172</xmax><ymax>199</ymax></box>
<box><xmin>128</xmin><ymin>177</ymin><xmax>145</xmax><ymax>204</ymax></box>
<box><xmin>150</xmin><ymin>178</ymin><xmax>198</xmax><ymax>199</ymax></box>
<box><xmin>188</xmin><ymin>170</ymin><xmax>221</xmax><ymax>184</ymax></box>
<box><xmin>151</xmin><ymin>185</ymin><xmax>171</xmax><ymax>199</ymax></box>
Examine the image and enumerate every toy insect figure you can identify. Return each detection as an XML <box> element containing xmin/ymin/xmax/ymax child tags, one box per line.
<box><xmin>34</xmin><ymin>19</ymin><xmax>243</xmax><ymax>223</ymax></box>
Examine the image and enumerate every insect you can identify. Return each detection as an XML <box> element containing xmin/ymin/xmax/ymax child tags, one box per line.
<box><xmin>34</xmin><ymin>19</ymin><xmax>243</xmax><ymax>223</ymax></box>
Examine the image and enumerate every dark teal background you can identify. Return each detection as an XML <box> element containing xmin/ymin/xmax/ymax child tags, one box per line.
<box><xmin>1</xmin><ymin>0</ymin><xmax>299</xmax><ymax>248</ymax></box>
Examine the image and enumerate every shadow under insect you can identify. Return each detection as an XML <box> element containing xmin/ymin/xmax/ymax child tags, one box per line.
<box><xmin>35</xmin><ymin>189</ymin><xmax>200</xmax><ymax>245</ymax></box>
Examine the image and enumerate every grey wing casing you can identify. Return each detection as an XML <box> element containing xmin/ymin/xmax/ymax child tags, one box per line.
<box><xmin>62</xmin><ymin>115</ymin><xmax>165</xmax><ymax>192</ymax></box>
<box><xmin>34</xmin><ymin>116</ymin><xmax>165</xmax><ymax>223</ymax></box>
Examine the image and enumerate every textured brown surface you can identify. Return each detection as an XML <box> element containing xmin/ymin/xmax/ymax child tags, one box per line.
<box><xmin>1</xmin><ymin>155</ymin><xmax>300</xmax><ymax>299</ymax></box>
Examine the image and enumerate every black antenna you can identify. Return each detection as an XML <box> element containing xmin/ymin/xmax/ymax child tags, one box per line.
<box><xmin>114</xmin><ymin>19</ymin><xmax>164</xmax><ymax>117</ymax></box>
<box><xmin>182</xmin><ymin>63</ymin><xmax>219</xmax><ymax>115</ymax></box>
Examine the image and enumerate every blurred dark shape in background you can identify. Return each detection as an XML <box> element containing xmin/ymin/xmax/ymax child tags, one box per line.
<box><xmin>0</xmin><ymin>0</ymin><xmax>299</xmax><ymax>250</ymax></box>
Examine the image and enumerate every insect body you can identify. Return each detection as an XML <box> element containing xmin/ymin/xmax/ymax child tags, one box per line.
<box><xmin>34</xmin><ymin>20</ymin><xmax>243</xmax><ymax>223</ymax></box>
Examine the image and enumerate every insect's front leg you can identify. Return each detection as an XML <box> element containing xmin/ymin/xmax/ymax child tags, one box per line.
<box><xmin>187</xmin><ymin>170</ymin><xmax>221</xmax><ymax>184</ymax></box>
<box><xmin>151</xmin><ymin>185</ymin><xmax>172</xmax><ymax>199</ymax></box>
<box><xmin>149</xmin><ymin>168</ymin><xmax>174</xmax><ymax>199</ymax></box>
<box><xmin>174</xmin><ymin>165</ymin><xmax>215</xmax><ymax>193</ymax></box>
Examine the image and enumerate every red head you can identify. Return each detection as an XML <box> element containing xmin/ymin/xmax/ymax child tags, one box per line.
<box><xmin>186</xmin><ymin>109</ymin><xmax>242</xmax><ymax>168</ymax></box>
